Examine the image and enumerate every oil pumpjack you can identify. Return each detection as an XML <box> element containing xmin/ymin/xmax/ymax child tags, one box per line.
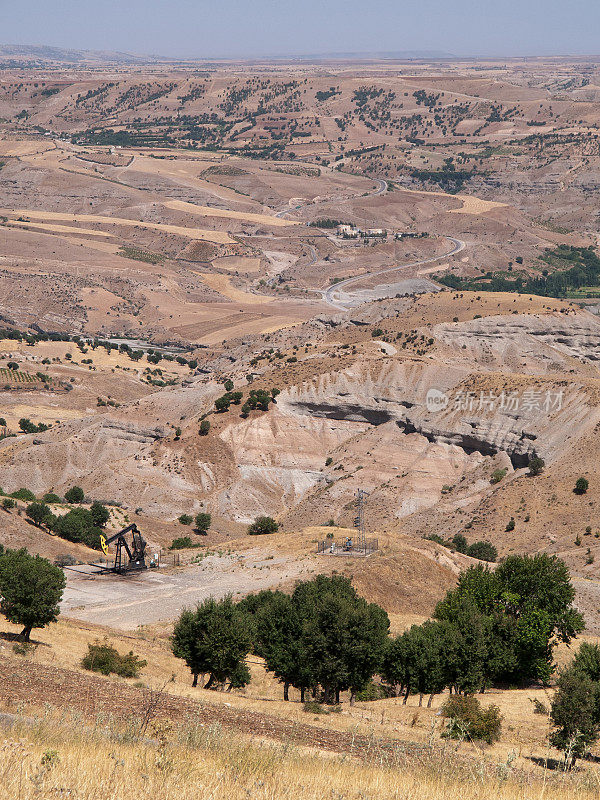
<box><xmin>99</xmin><ymin>523</ymin><xmax>147</xmax><ymax>574</ymax></box>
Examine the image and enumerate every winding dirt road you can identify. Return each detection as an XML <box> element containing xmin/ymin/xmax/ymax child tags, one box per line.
<box><xmin>320</xmin><ymin>236</ymin><xmax>466</xmax><ymax>309</ymax></box>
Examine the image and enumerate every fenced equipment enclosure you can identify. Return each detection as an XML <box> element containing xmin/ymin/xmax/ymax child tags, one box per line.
<box><xmin>317</xmin><ymin>537</ymin><xmax>379</xmax><ymax>556</ymax></box>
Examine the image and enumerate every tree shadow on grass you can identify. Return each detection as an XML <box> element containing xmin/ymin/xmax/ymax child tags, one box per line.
<box><xmin>0</xmin><ymin>631</ymin><xmax>50</xmax><ymax>647</ymax></box>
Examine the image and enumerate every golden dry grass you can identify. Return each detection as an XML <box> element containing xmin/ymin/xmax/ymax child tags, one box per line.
<box><xmin>0</xmin><ymin>209</ymin><xmax>234</xmax><ymax>244</ymax></box>
<box><xmin>212</xmin><ymin>256</ymin><xmax>262</xmax><ymax>273</ymax></box>
<box><xmin>1</xmin><ymin>705</ymin><xmax>600</xmax><ymax>800</ymax></box>
<box><xmin>396</xmin><ymin>186</ymin><xmax>507</xmax><ymax>214</ymax></box>
<box><xmin>164</xmin><ymin>199</ymin><xmax>299</xmax><ymax>227</ymax></box>
<box><xmin>4</xmin><ymin>220</ymin><xmax>115</xmax><ymax>237</ymax></box>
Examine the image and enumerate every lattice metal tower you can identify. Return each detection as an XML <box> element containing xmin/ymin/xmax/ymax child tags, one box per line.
<box><xmin>355</xmin><ymin>488</ymin><xmax>369</xmax><ymax>551</ymax></box>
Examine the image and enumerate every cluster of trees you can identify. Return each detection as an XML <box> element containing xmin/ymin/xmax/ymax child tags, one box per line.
<box><xmin>381</xmin><ymin>555</ymin><xmax>581</xmax><ymax>708</ymax></box>
<box><xmin>214</xmin><ymin>390</ymin><xmax>243</xmax><ymax>411</ymax></box>
<box><xmin>172</xmin><ymin>556</ymin><xmax>582</xmax><ymax>711</ymax></box>
<box><xmin>177</xmin><ymin>512</ymin><xmax>211</xmax><ymax>533</ymax></box>
<box><xmin>426</xmin><ymin>532</ymin><xmax>497</xmax><ymax>562</ymax></box>
<box><xmin>214</xmin><ymin>387</ymin><xmax>280</xmax><ymax>414</ymax></box>
<box><xmin>173</xmin><ymin>575</ymin><xmax>389</xmax><ymax>702</ymax></box>
<box><xmin>242</xmin><ymin>388</ymin><xmax>279</xmax><ymax>416</ymax></box>
<box><xmin>439</xmin><ymin>245</ymin><xmax>600</xmax><ymax>300</ymax></box>
<box><xmin>308</xmin><ymin>218</ymin><xmax>343</xmax><ymax>228</ymax></box>
<box><xmin>24</xmin><ymin>493</ymin><xmax>110</xmax><ymax>550</ymax></box>
<box><xmin>18</xmin><ymin>418</ymin><xmax>50</xmax><ymax>434</ymax></box>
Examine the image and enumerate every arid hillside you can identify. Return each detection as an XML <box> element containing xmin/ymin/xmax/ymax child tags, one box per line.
<box><xmin>1</xmin><ymin>56</ymin><xmax>600</xmax><ymax>629</ymax></box>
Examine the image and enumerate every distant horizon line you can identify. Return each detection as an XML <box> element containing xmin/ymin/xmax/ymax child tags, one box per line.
<box><xmin>2</xmin><ymin>42</ymin><xmax>600</xmax><ymax>64</ymax></box>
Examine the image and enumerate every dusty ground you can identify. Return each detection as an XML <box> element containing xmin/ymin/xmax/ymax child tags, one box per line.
<box><xmin>61</xmin><ymin>549</ymin><xmax>314</xmax><ymax>629</ymax></box>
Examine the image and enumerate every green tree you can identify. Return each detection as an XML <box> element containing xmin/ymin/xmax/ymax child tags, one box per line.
<box><xmin>172</xmin><ymin>596</ymin><xmax>252</xmax><ymax>689</ymax></box>
<box><xmin>199</xmin><ymin>419</ymin><xmax>211</xmax><ymax>435</ymax></box>
<box><xmin>528</xmin><ymin>455</ymin><xmax>545</xmax><ymax>476</ymax></box>
<box><xmin>382</xmin><ymin>630</ymin><xmax>411</xmax><ymax>698</ymax></box>
<box><xmin>214</xmin><ymin>395</ymin><xmax>231</xmax><ymax>412</ymax></box>
<box><xmin>436</xmin><ymin>597</ymin><xmax>494</xmax><ymax>694</ymax></box>
<box><xmin>241</xmin><ymin>589</ymin><xmax>312</xmax><ymax>701</ymax></box>
<box><xmin>248</xmin><ymin>516</ymin><xmax>279</xmax><ymax>536</ymax></box>
<box><xmin>451</xmin><ymin>533</ymin><xmax>468</xmax><ymax>553</ymax></box>
<box><xmin>571</xmin><ymin>642</ymin><xmax>600</xmax><ymax>682</ymax></box>
<box><xmin>466</xmin><ymin>541</ymin><xmax>498</xmax><ymax>562</ymax></box>
<box><xmin>64</xmin><ymin>486</ymin><xmax>85</xmax><ymax>504</ymax></box>
<box><xmin>90</xmin><ymin>501</ymin><xmax>110</xmax><ymax>528</ymax></box>
<box><xmin>292</xmin><ymin>574</ymin><xmax>389</xmax><ymax>704</ymax></box>
<box><xmin>25</xmin><ymin>502</ymin><xmax>52</xmax><ymax>528</ymax></box>
<box><xmin>194</xmin><ymin>512</ymin><xmax>211</xmax><ymax>534</ymax></box>
<box><xmin>0</xmin><ymin>548</ymin><xmax>66</xmax><ymax>640</ymax></box>
<box><xmin>435</xmin><ymin>555</ymin><xmax>583</xmax><ymax>685</ymax></box>
<box><xmin>550</xmin><ymin>666</ymin><xmax>600</xmax><ymax>768</ymax></box>
<box><xmin>178</xmin><ymin>514</ymin><xmax>193</xmax><ymax>526</ymax></box>
<box><xmin>574</xmin><ymin>477</ymin><xmax>589</xmax><ymax>495</ymax></box>
<box><xmin>51</xmin><ymin>508</ymin><xmax>102</xmax><ymax>549</ymax></box>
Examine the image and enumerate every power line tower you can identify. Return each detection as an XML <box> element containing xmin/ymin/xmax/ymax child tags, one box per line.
<box><xmin>354</xmin><ymin>488</ymin><xmax>369</xmax><ymax>552</ymax></box>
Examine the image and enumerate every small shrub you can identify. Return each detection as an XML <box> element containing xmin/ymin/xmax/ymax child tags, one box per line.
<box><xmin>13</xmin><ymin>641</ymin><xmax>37</xmax><ymax>657</ymax></box>
<box><xmin>530</xmin><ymin>697</ymin><xmax>549</xmax><ymax>715</ymax></box>
<box><xmin>170</xmin><ymin>536</ymin><xmax>200</xmax><ymax>550</ymax></box>
<box><xmin>490</xmin><ymin>468</ymin><xmax>507</xmax><ymax>484</ymax></box>
<box><xmin>178</xmin><ymin>514</ymin><xmax>193</xmax><ymax>526</ymax></box>
<box><xmin>303</xmin><ymin>701</ymin><xmax>326</xmax><ymax>714</ymax></box>
<box><xmin>442</xmin><ymin>695</ymin><xmax>502</xmax><ymax>744</ymax></box>
<box><xmin>355</xmin><ymin>682</ymin><xmax>392</xmax><ymax>701</ymax></box>
<box><xmin>574</xmin><ymin>477</ymin><xmax>589</xmax><ymax>495</ymax></box>
<box><xmin>54</xmin><ymin>554</ymin><xmax>78</xmax><ymax>568</ymax></box>
<box><xmin>81</xmin><ymin>641</ymin><xmax>147</xmax><ymax>678</ymax></box>
<box><xmin>42</xmin><ymin>492</ymin><xmax>62</xmax><ymax>504</ymax></box>
<box><xmin>505</xmin><ymin>517</ymin><xmax>515</xmax><ymax>532</ymax></box>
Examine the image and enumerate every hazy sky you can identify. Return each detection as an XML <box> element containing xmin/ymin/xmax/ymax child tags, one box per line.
<box><xmin>5</xmin><ymin>0</ymin><xmax>600</xmax><ymax>58</ymax></box>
